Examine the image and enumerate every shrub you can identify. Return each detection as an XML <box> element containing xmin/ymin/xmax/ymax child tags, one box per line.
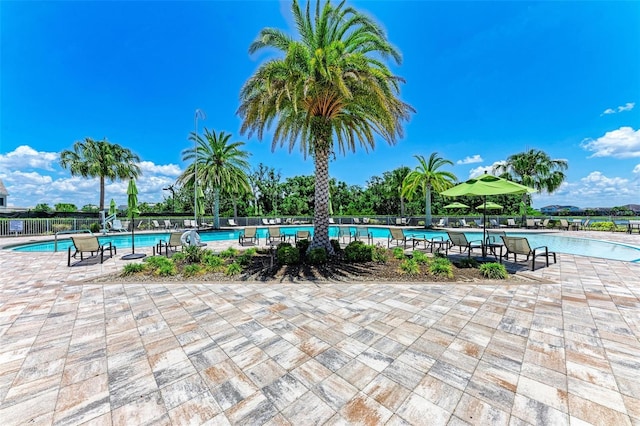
<box><xmin>220</xmin><ymin>247</ymin><xmax>239</xmax><ymax>258</ymax></box>
<box><xmin>479</xmin><ymin>262</ymin><xmax>508</xmax><ymax>279</ymax></box>
<box><xmin>412</xmin><ymin>250</ymin><xmax>430</xmax><ymax>264</ymax></box>
<box><xmin>225</xmin><ymin>262</ymin><xmax>242</xmax><ymax>276</ymax></box>
<box><xmin>307</xmin><ymin>248</ymin><xmax>328</xmax><ymax>265</ymax></box>
<box><xmin>296</xmin><ymin>239</ymin><xmax>311</xmax><ymax>256</ymax></box>
<box><xmin>429</xmin><ymin>257</ymin><xmax>453</xmax><ymax>278</ymax></box>
<box><xmin>244</xmin><ymin>247</ymin><xmax>257</xmax><ymax>256</ymax></box>
<box><xmin>458</xmin><ymin>257</ymin><xmax>479</xmax><ymax>268</ymax></box>
<box><xmin>329</xmin><ymin>239</ymin><xmax>342</xmax><ymax>254</ymax></box>
<box><xmin>144</xmin><ymin>255</ymin><xmax>174</xmax><ymax>272</ymax></box>
<box><xmin>183</xmin><ymin>264</ymin><xmax>203</xmax><ymax>277</ymax></box>
<box><xmin>184</xmin><ymin>245</ymin><xmax>205</xmax><ymax>263</ymax></box>
<box><xmin>277</xmin><ymin>244</ymin><xmax>300</xmax><ymax>265</ymax></box>
<box><xmin>371</xmin><ymin>245</ymin><xmax>388</xmax><ymax>263</ymax></box>
<box><xmin>203</xmin><ymin>254</ymin><xmax>224</xmax><ymax>271</ymax></box>
<box><xmin>344</xmin><ymin>241</ymin><xmax>373</xmax><ymax>263</ymax></box>
<box><xmin>392</xmin><ymin>247</ymin><xmax>405</xmax><ymax>260</ymax></box>
<box><xmin>156</xmin><ymin>263</ymin><xmax>177</xmax><ymax>276</ymax></box>
<box><xmin>237</xmin><ymin>252</ymin><xmax>254</xmax><ymax>266</ymax></box>
<box><xmin>89</xmin><ymin>222</ymin><xmax>101</xmax><ymax>233</ymax></box>
<box><xmin>171</xmin><ymin>252</ymin><xmax>186</xmax><ymax>262</ymax></box>
<box><xmin>590</xmin><ymin>221</ymin><xmax>615</xmax><ymax>232</ymax></box>
<box><xmin>52</xmin><ymin>223</ymin><xmax>72</xmax><ymax>232</ymax></box>
<box><xmin>122</xmin><ymin>263</ymin><xmax>146</xmax><ymax>275</ymax></box>
<box><xmin>399</xmin><ymin>258</ymin><xmax>420</xmax><ymax>275</ymax></box>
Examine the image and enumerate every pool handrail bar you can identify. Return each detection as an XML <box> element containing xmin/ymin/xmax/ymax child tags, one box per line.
<box><xmin>54</xmin><ymin>229</ymin><xmax>93</xmax><ymax>252</ymax></box>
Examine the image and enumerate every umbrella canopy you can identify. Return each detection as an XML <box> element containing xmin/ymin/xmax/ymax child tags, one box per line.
<box><xmin>475</xmin><ymin>201</ymin><xmax>503</xmax><ymax>210</ymax></box>
<box><xmin>444</xmin><ymin>202</ymin><xmax>469</xmax><ymax>209</ymax></box>
<box><xmin>196</xmin><ymin>187</ymin><xmax>206</xmax><ymax>217</ymax></box>
<box><xmin>441</xmin><ymin>173</ymin><xmax>536</xmax><ymax>257</ymax></box>
<box><xmin>109</xmin><ymin>198</ymin><xmax>117</xmax><ymax>216</ymax></box>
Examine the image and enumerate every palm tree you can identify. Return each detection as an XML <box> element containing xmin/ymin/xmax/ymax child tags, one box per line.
<box><xmin>238</xmin><ymin>0</ymin><xmax>414</xmax><ymax>253</ymax></box>
<box><xmin>179</xmin><ymin>128</ymin><xmax>251</xmax><ymax>229</ymax></box>
<box><xmin>493</xmin><ymin>149</ymin><xmax>568</xmax><ymax>220</ymax></box>
<box><xmin>59</xmin><ymin>137</ymin><xmax>141</xmax><ymax>211</ymax></box>
<box><xmin>387</xmin><ymin>166</ymin><xmax>411</xmax><ymax>216</ymax></box>
<box><xmin>401</xmin><ymin>153</ymin><xmax>457</xmax><ymax>228</ymax></box>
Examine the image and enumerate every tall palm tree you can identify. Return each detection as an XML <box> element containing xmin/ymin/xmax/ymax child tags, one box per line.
<box><xmin>238</xmin><ymin>0</ymin><xmax>414</xmax><ymax>253</ymax></box>
<box><xmin>401</xmin><ymin>153</ymin><xmax>457</xmax><ymax>228</ymax></box>
<box><xmin>180</xmin><ymin>128</ymin><xmax>251</xmax><ymax>229</ymax></box>
<box><xmin>387</xmin><ymin>166</ymin><xmax>411</xmax><ymax>216</ymax></box>
<box><xmin>493</xmin><ymin>149</ymin><xmax>568</xmax><ymax>220</ymax></box>
<box><xmin>59</xmin><ymin>137</ymin><xmax>141</xmax><ymax>211</ymax></box>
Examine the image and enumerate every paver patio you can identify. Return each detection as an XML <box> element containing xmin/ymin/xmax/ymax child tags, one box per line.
<box><xmin>0</xmin><ymin>230</ymin><xmax>639</xmax><ymax>425</ymax></box>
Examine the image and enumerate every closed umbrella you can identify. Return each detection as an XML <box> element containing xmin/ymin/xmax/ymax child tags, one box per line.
<box><xmin>197</xmin><ymin>187</ymin><xmax>206</xmax><ymax>218</ymax></box>
<box><xmin>441</xmin><ymin>172</ymin><xmax>536</xmax><ymax>257</ymax></box>
<box><xmin>109</xmin><ymin>199</ymin><xmax>117</xmax><ymax>216</ymax></box>
<box><xmin>122</xmin><ymin>179</ymin><xmax>146</xmax><ymax>260</ymax></box>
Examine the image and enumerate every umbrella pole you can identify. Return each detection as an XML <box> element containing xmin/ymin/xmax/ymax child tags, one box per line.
<box><xmin>483</xmin><ymin>196</ymin><xmax>487</xmax><ymax>257</ymax></box>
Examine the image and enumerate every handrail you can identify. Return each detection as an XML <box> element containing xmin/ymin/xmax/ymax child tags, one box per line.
<box><xmin>54</xmin><ymin>229</ymin><xmax>93</xmax><ymax>252</ymax></box>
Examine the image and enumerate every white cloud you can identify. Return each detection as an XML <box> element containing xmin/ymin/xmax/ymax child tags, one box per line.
<box><xmin>467</xmin><ymin>161</ymin><xmax>505</xmax><ymax>179</ymax></box>
<box><xmin>139</xmin><ymin>161</ymin><xmax>182</xmax><ymax>176</ymax></box>
<box><xmin>0</xmin><ymin>145</ymin><xmax>58</xmax><ymax>171</ymax></box>
<box><xmin>633</xmin><ymin>164</ymin><xmax>640</xmax><ymax>174</ymax></box>
<box><xmin>601</xmin><ymin>102</ymin><xmax>635</xmax><ymax>115</ymax></box>
<box><xmin>581</xmin><ymin>126</ymin><xmax>640</xmax><ymax>158</ymax></box>
<box><xmin>456</xmin><ymin>154</ymin><xmax>483</xmax><ymax>165</ymax></box>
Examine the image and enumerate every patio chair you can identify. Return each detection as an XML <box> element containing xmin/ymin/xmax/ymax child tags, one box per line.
<box><xmin>164</xmin><ymin>219</ymin><xmax>177</xmax><ymax>230</ymax></box>
<box><xmin>395</xmin><ymin>218</ymin><xmax>403</xmax><ymax>226</ymax></box>
<box><xmin>388</xmin><ymin>227</ymin><xmax>408</xmax><ymax>248</ymax></box>
<box><xmin>157</xmin><ymin>232</ymin><xmax>183</xmax><ymax>256</ymax></box>
<box><xmin>68</xmin><ymin>235</ymin><xmax>116</xmax><ymax>266</ymax></box>
<box><xmin>354</xmin><ymin>226</ymin><xmax>372</xmax><ymax>245</ymax></box>
<box><xmin>110</xmin><ymin>219</ymin><xmax>127</xmax><ymax>232</ymax></box>
<box><xmin>540</xmin><ymin>219</ymin><xmax>550</xmax><ymax>229</ymax></box>
<box><xmin>353</xmin><ymin>218</ymin><xmax>361</xmax><ymax>224</ymax></box>
<box><xmin>261</xmin><ymin>218</ymin><xmax>270</xmax><ymax>226</ymax></box>
<box><xmin>337</xmin><ymin>226</ymin><xmax>353</xmax><ymax>244</ymax></box>
<box><xmin>239</xmin><ymin>226</ymin><xmax>258</xmax><ymax>246</ymax></box>
<box><xmin>329</xmin><ymin>218</ymin><xmax>336</xmax><ymax>224</ymax></box>
<box><xmin>459</xmin><ymin>218</ymin><xmax>471</xmax><ymax>228</ymax></box>
<box><xmin>490</xmin><ymin>219</ymin><xmax>506</xmax><ymax>228</ymax></box>
<box><xmin>121</xmin><ymin>220</ymin><xmax>130</xmax><ymax>231</ymax></box>
<box><xmin>506</xmin><ymin>218</ymin><xmax>518</xmax><ymax>228</ymax></box>
<box><xmin>485</xmin><ymin>230</ymin><xmax>507</xmax><ymax>258</ymax></box>
<box><xmin>558</xmin><ymin>219</ymin><xmax>570</xmax><ymax>230</ymax></box>
<box><xmin>501</xmin><ymin>236</ymin><xmax>556</xmax><ymax>271</ymax></box>
<box><xmin>445</xmin><ymin>231</ymin><xmax>483</xmax><ymax>258</ymax></box>
<box><xmin>228</xmin><ymin>218</ymin><xmax>239</xmax><ymax>226</ymax></box>
<box><xmin>152</xmin><ymin>220</ymin><xmax>162</xmax><ymax>230</ymax></box>
<box><xmin>295</xmin><ymin>230</ymin><xmax>310</xmax><ymax>244</ymax></box>
<box><xmin>580</xmin><ymin>219</ymin><xmax>591</xmax><ymax>230</ymax></box>
<box><xmin>434</xmin><ymin>218</ymin><xmax>447</xmax><ymax>228</ymax></box>
<box><xmin>266</xmin><ymin>226</ymin><xmax>285</xmax><ymax>245</ymax></box>
<box><xmin>525</xmin><ymin>219</ymin><xmax>537</xmax><ymax>229</ymax></box>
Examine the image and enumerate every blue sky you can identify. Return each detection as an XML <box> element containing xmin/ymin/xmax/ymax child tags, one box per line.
<box><xmin>1</xmin><ymin>0</ymin><xmax>639</xmax><ymax>210</ymax></box>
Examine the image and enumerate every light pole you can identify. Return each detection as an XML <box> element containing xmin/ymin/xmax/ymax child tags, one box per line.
<box><xmin>194</xmin><ymin>109</ymin><xmax>205</xmax><ymax>225</ymax></box>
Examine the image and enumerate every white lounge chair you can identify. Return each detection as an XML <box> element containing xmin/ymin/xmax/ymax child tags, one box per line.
<box><xmin>110</xmin><ymin>219</ymin><xmax>127</xmax><ymax>232</ymax></box>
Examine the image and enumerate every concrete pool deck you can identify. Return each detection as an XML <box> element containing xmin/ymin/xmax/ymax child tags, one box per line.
<box><xmin>0</xmin><ymin>229</ymin><xmax>639</xmax><ymax>425</ymax></box>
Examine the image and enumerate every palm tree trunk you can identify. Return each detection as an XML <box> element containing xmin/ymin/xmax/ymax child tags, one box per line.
<box><xmin>425</xmin><ymin>185</ymin><xmax>432</xmax><ymax>228</ymax></box>
<box><xmin>310</xmin><ymin>145</ymin><xmax>334</xmax><ymax>254</ymax></box>
<box><xmin>400</xmin><ymin>196</ymin><xmax>405</xmax><ymax>217</ymax></box>
<box><xmin>99</xmin><ymin>177</ymin><xmax>106</xmax><ymax>211</ymax></box>
<box><xmin>214</xmin><ymin>188</ymin><xmax>220</xmax><ymax>229</ymax></box>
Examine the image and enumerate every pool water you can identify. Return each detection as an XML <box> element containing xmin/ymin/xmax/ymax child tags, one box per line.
<box><xmin>9</xmin><ymin>226</ymin><xmax>640</xmax><ymax>262</ymax></box>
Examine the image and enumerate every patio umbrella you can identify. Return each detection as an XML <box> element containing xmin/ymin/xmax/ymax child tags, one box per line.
<box><xmin>441</xmin><ymin>172</ymin><xmax>536</xmax><ymax>257</ymax></box>
<box><xmin>109</xmin><ymin>198</ymin><xmax>117</xmax><ymax>216</ymax></box>
<box><xmin>475</xmin><ymin>201</ymin><xmax>503</xmax><ymax>210</ymax></box>
<box><xmin>444</xmin><ymin>202</ymin><xmax>469</xmax><ymax>209</ymax></box>
<box><xmin>122</xmin><ymin>178</ymin><xmax>146</xmax><ymax>260</ymax></box>
<box><xmin>196</xmin><ymin>187</ymin><xmax>206</xmax><ymax>218</ymax></box>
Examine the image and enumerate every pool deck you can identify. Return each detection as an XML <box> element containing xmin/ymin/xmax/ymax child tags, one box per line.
<box><xmin>0</xmin><ymin>229</ymin><xmax>639</xmax><ymax>425</ymax></box>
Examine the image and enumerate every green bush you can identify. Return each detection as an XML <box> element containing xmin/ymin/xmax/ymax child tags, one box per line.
<box><xmin>399</xmin><ymin>258</ymin><xmax>420</xmax><ymax>275</ymax></box>
<box><xmin>277</xmin><ymin>244</ymin><xmax>300</xmax><ymax>265</ymax></box>
<box><xmin>479</xmin><ymin>262</ymin><xmax>508</xmax><ymax>279</ymax></box>
<box><xmin>392</xmin><ymin>246</ymin><xmax>405</xmax><ymax>260</ymax></box>
<box><xmin>89</xmin><ymin>222</ymin><xmax>101</xmax><ymax>233</ymax></box>
<box><xmin>590</xmin><ymin>221</ymin><xmax>615</xmax><ymax>232</ymax></box>
<box><xmin>183</xmin><ymin>245</ymin><xmax>205</xmax><ymax>263</ymax></box>
<box><xmin>183</xmin><ymin>264</ymin><xmax>203</xmax><ymax>277</ymax></box>
<box><xmin>307</xmin><ymin>248</ymin><xmax>328</xmax><ymax>265</ymax></box>
<box><xmin>220</xmin><ymin>247</ymin><xmax>239</xmax><ymax>258</ymax></box>
<box><xmin>144</xmin><ymin>256</ymin><xmax>174</xmax><ymax>271</ymax></box>
<box><xmin>429</xmin><ymin>257</ymin><xmax>453</xmax><ymax>278</ymax></box>
<box><xmin>225</xmin><ymin>262</ymin><xmax>243</xmax><ymax>276</ymax></box>
<box><xmin>171</xmin><ymin>252</ymin><xmax>186</xmax><ymax>262</ymax></box>
<box><xmin>156</xmin><ymin>263</ymin><xmax>177</xmax><ymax>276</ymax></box>
<box><xmin>122</xmin><ymin>263</ymin><xmax>146</xmax><ymax>275</ymax></box>
<box><xmin>344</xmin><ymin>241</ymin><xmax>373</xmax><ymax>263</ymax></box>
<box><xmin>372</xmin><ymin>245</ymin><xmax>388</xmax><ymax>263</ymax></box>
<box><xmin>412</xmin><ymin>250</ymin><xmax>430</xmax><ymax>264</ymax></box>
<box><xmin>244</xmin><ymin>247</ymin><xmax>257</xmax><ymax>256</ymax></box>
<box><xmin>237</xmin><ymin>252</ymin><xmax>254</xmax><ymax>266</ymax></box>
<box><xmin>296</xmin><ymin>239</ymin><xmax>311</xmax><ymax>255</ymax></box>
<box><xmin>203</xmin><ymin>254</ymin><xmax>224</xmax><ymax>271</ymax></box>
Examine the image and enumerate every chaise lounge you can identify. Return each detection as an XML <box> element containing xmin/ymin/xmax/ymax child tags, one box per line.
<box><xmin>501</xmin><ymin>236</ymin><xmax>556</xmax><ymax>270</ymax></box>
<box><xmin>68</xmin><ymin>235</ymin><xmax>116</xmax><ymax>266</ymax></box>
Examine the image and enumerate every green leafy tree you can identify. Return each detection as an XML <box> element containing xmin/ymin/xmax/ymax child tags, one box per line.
<box><xmin>80</xmin><ymin>204</ymin><xmax>99</xmax><ymax>213</ymax></box>
<box><xmin>180</xmin><ymin>128</ymin><xmax>251</xmax><ymax>229</ymax></box>
<box><xmin>493</xmin><ymin>149</ymin><xmax>568</xmax><ymax>220</ymax></box>
<box><xmin>59</xmin><ymin>137</ymin><xmax>141</xmax><ymax>211</ymax></box>
<box><xmin>402</xmin><ymin>153</ymin><xmax>457</xmax><ymax>227</ymax></box>
<box><xmin>55</xmin><ymin>203</ymin><xmax>78</xmax><ymax>212</ymax></box>
<box><xmin>238</xmin><ymin>0</ymin><xmax>413</xmax><ymax>252</ymax></box>
<box><xmin>33</xmin><ymin>203</ymin><xmax>52</xmax><ymax>213</ymax></box>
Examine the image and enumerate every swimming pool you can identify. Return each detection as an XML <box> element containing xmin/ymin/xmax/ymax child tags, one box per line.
<box><xmin>8</xmin><ymin>226</ymin><xmax>640</xmax><ymax>262</ymax></box>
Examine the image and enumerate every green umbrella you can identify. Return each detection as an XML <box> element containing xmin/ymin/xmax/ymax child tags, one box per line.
<box><xmin>109</xmin><ymin>198</ymin><xmax>117</xmax><ymax>216</ymax></box>
<box><xmin>123</xmin><ymin>179</ymin><xmax>145</xmax><ymax>260</ymax></box>
<box><xmin>441</xmin><ymin>173</ymin><xmax>536</xmax><ymax>257</ymax></box>
<box><xmin>444</xmin><ymin>202</ymin><xmax>469</xmax><ymax>209</ymax></box>
<box><xmin>196</xmin><ymin>187</ymin><xmax>206</xmax><ymax>217</ymax></box>
<box><xmin>328</xmin><ymin>193</ymin><xmax>334</xmax><ymax>216</ymax></box>
<box><xmin>475</xmin><ymin>201</ymin><xmax>503</xmax><ymax>210</ymax></box>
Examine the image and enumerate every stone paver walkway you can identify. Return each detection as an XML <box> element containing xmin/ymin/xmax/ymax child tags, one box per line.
<box><xmin>0</xmin><ymin>230</ymin><xmax>639</xmax><ymax>425</ymax></box>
